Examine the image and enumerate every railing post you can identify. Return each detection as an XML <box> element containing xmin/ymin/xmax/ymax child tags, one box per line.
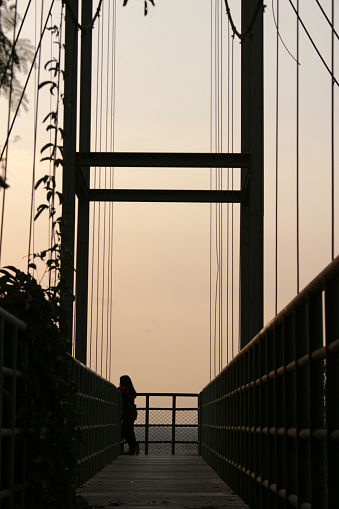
<box><xmin>198</xmin><ymin>392</ymin><xmax>202</xmax><ymax>456</ymax></box>
<box><xmin>172</xmin><ymin>395</ymin><xmax>176</xmax><ymax>455</ymax></box>
<box><xmin>145</xmin><ymin>395</ymin><xmax>150</xmax><ymax>455</ymax></box>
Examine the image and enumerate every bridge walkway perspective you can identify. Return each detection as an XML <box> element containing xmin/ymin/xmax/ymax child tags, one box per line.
<box><xmin>77</xmin><ymin>455</ymin><xmax>249</xmax><ymax>509</ymax></box>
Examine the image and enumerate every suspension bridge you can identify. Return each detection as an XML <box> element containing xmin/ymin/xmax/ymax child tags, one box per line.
<box><xmin>0</xmin><ymin>0</ymin><xmax>338</xmax><ymax>508</ymax></box>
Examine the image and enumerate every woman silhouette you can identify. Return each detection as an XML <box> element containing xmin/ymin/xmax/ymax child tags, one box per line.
<box><xmin>118</xmin><ymin>375</ymin><xmax>139</xmax><ymax>455</ymax></box>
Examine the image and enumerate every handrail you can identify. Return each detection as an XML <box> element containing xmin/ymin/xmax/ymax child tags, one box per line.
<box><xmin>200</xmin><ymin>254</ymin><xmax>339</xmax><ymax>508</ymax></box>
<box><xmin>202</xmin><ymin>254</ymin><xmax>339</xmax><ymax>391</ymax></box>
<box><xmin>72</xmin><ymin>357</ymin><xmax>121</xmax><ymax>486</ymax></box>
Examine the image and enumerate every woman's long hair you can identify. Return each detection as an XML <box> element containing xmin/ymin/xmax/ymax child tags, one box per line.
<box><xmin>120</xmin><ymin>375</ymin><xmax>137</xmax><ymax>398</ymax></box>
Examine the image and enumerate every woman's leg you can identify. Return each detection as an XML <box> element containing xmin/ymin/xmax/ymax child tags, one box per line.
<box><xmin>122</xmin><ymin>418</ymin><xmax>137</xmax><ymax>452</ymax></box>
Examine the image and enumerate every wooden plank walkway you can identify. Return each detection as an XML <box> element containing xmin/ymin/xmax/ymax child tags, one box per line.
<box><xmin>77</xmin><ymin>455</ymin><xmax>249</xmax><ymax>509</ymax></box>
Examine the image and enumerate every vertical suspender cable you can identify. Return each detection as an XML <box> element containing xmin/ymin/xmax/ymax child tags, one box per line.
<box><xmin>213</xmin><ymin>0</ymin><xmax>218</xmax><ymax>377</ymax></box>
<box><xmin>214</xmin><ymin>0</ymin><xmax>218</xmax><ymax>377</ymax></box>
<box><xmin>220</xmin><ymin>0</ymin><xmax>223</xmax><ymax>372</ymax></box>
<box><xmin>231</xmin><ymin>34</ymin><xmax>234</xmax><ymax>361</ymax></box>
<box><xmin>98</xmin><ymin>10</ymin><xmax>104</xmax><ymax>376</ymax></box>
<box><xmin>226</xmin><ymin>18</ymin><xmax>230</xmax><ymax>367</ymax></box>
<box><xmin>99</xmin><ymin>0</ymin><xmax>105</xmax><ymax>377</ymax></box>
<box><xmin>103</xmin><ymin>0</ymin><xmax>114</xmax><ymax>380</ymax></box>
<box><xmin>331</xmin><ymin>0</ymin><xmax>334</xmax><ymax>260</ymax></box>
<box><xmin>108</xmin><ymin>0</ymin><xmax>116</xmax><ymax>382</ymax></box>
<box><xmin>274</xmin><ymin>0</ymin><xmax>279</xmax><ymax>316</ymax></box>
<box><xmin>104</xmin><ymin>0</ymin><xmax>111</xmax><ymax>381</ymax></box>
<box><xmin>209</xmin><ymin>0</ymin><xmax>213</xmax><ymax>381</ymax></box>
<box><xmin>27</xmin><ymin>0</ymin><xmax>42</xmax><ymax>273</ymax></box>
<box><xmin>95</xmin><ymin>16</ymin><xmax>102</xmax><ymax>373</ymax></box>
<box><xmin>90</xmin><ymin>15</ymin><xmax>101</xmax><ymax>372</ymax></box>
<box><xmin>296</xmin><ymin>0</ymin><xmax>300</xmax><ymax>293</ymax></box>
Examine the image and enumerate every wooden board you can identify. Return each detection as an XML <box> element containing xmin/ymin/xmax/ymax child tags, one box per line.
<box><xmin>77</xmin><ymin>455</ymin><xmax>249</xmax><ymax>509</ymax></box>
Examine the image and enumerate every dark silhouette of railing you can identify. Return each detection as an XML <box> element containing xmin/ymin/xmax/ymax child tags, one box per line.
<box><xmin>3</xmin><ymin>250</ymin><xmax>339</xmax><ymax>509</ymax></box>
<box><xmin>0</xmin><ymin>308</ymin><xmax>27</xmax><ymax>508</ymax></box>
<box><xmin>199</xmin><ymin>255</ymin><xmax>339</xmax><ymax>509</ymax></box>
<box><xmin>74</xmin><ymin>359</ymin><xmax>120</xmax><ymax>486</ymax></box>
<box><xmin>0</xmin><ymin>312</ymin><xmax>121</xmax><ymax>507</ymax></box>
<box><xmin>129</xmin><ymin>393</ymin><xmax>199</xmax><ymax>455</ymax></box>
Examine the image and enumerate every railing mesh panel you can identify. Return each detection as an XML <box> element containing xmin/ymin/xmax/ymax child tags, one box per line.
<box><xmin>125</xmin><ymin>394</ymin><xmax>199</xmax><ymax>455</ymax></box>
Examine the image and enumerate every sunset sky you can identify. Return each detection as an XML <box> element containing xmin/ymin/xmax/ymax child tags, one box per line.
<box><xmin>0</xmin><ymin>0</ymin><xmax>338</xmax><ymax>395</ymax></box>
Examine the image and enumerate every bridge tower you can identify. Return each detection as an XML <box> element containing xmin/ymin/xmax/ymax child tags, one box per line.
<box><xmin>61</xmin><ymin>0</ymin><xmax>264</xmax><ymax>362</ymax></box>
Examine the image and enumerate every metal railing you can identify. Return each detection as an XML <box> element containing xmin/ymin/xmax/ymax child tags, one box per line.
<box><xmin>127</xmin><ymin>393</ymin><xmax>199</xmax><ymax>455</ymax></box>
<box><xmin>0</xmin><ymin>307</ymin><xmax>28</xmax><ymax>509</ymax></box>
<box><xmin>74</xmin><ymin>359</ymin><xmax>121</xmax><ymax>485</ymax></box>
<box><xmin>200</xmin><ymin>255</ymin><xmax>339</xmax><ymax>509</ymax></box>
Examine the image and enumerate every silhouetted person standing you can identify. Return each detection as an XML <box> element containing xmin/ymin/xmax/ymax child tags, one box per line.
<box><xmin>118</xmin><ymin>375</ymin><xmax>139</xmax><ymax>455</ymax></box>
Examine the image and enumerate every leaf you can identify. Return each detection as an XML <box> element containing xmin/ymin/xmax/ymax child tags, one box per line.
<box><xmin>43</xmin><ymin>111</ymin><xmax>57</xmax><ymax>123</ymax></box>
<box><xmin>34</xmin><ymin>175</ymin><xmax>49</xmax><ymax>190</ymax></box>
<box><xmin>56</xmin><ymin>191</ymin><xmax>64</xmax><ymax>204</ymax></box>
<box><xmin>38</xmin><ymin>80</ymin><xmax>56</xmax><ymax>91</ymax></box>
<box><xmin>34</xmin><ymin>203</ymin><xmax>48</xmax><ymax>221</ymax></box>
<box><xmin>44</xmin><ymin>58</ymin><xmax>57</xmax><ymax>70</ymax></box>
<box><xmin>0</xmin><ymin>176</ymin><xmax>9</xmax><ymax>189</ymax></box>
<box><xmin>40</xmin><ymin>142</ymin><xmax>54</xmax><ymax>154</ymax></box>
<box><xmin>28</xmin><ymin>263</ymin><xmax>37</xmax><ymax>270</ymax></box>
<box><xmin>58</xmin><ymin>128</ymin><xmax>67</xmax><ymax>140</ymax></box>
<box><xmin>54</xmin><ymin>158</ymin><xmax>64</xmax><ymax>167</ymax></box>
<box><xmin>123</xmin><ymin>0</ymin><xmax>129</xmax><ymax>5</ymax></box>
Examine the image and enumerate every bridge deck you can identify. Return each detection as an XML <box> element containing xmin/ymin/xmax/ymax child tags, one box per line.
<box><xmin>77</xmin><ymin>455</ymin><xmax>249</xmax><ymax>509</ymax></box>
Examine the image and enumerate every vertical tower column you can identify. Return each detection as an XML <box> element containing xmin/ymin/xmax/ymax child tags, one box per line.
<box><xmin>75</xmin><ymin>0</ymin><xmax>93</xmax><ymax>364</ymax></box>
<box><xmin>62</xmin><ymin>0</ymin><xmax>78</xmax><ymax>344</ymax></box>
<box><xmin>240</xmin><ymin>0</ymin><xmax>264</xmax><ymax>348</ymax></box>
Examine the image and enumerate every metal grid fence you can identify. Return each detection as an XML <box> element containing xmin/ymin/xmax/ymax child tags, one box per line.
<box><xmin>200</xmin><ymin>255</ymin><xmax>339</xmax><ymax>509</ymax></box>
<box><xmin>74</xmin><ymin>358</ymin><xmax>121</xmax><ymax>485</ymax></box>
<box><xmin>0</xmin><ymin>307</ymin><xmax>28</xmax><ymax>509</ymax></box>
<box><xmin>128</xmin><ymin>393</ymin><xmax>199</xmax><ymax>455</ymax></box>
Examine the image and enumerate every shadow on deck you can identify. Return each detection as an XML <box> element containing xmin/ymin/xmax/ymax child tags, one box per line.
<box><xmin>77</xmin><ymin>455</ymin><xmax>249</xmax><ymax>509</ymax></box>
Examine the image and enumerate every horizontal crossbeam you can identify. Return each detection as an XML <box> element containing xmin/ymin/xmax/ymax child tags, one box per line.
<box><xmin>75</xmin><ymin>152</ymin><xmax>250</xmax><ymax>168</ymax></box>
<box><xmin>89</xmin><ymin>189</ymin><xmax>242</xmax><ymax>203</ymax></box>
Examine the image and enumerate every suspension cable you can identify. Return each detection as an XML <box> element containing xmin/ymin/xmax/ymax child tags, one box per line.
<box><xmin>62</xmin><ymin>0</ymin><xmax>103</xmax><ymax>32</ymax></box>
<box><xmin>0</xmin><ymin>0</ymin><xmax>18</xmax><ymax>264</ymax></box>
<box><xmin>272</xmin><ymin>0</ymin><xmax>299</xmax><ymax>64</ymax></box>
<box><xmin>315</xmin><ymin>0</ymin><xmax>339</xmax><ymax>40</ymax></box>
<box><xmin>0</xmin><ymin>0</ymin><xmax>56</xmax><ymax>164</ymax></box>
<box><xmin>223</xmin><ymin>0</ymin><xmax>263</xmax><ymax>40</ymax></box>
<box><xmin>287</xmin><ymin>0</ymin><xmax>338</xmax><ymax>86</ymax></box>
